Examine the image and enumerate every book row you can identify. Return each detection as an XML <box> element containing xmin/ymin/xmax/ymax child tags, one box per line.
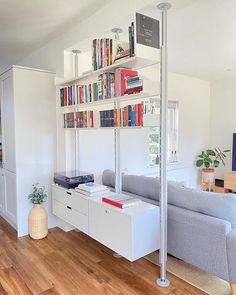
<box><xmin>60</xmin><ymin>69</ymin><xmax>143</xmax><ymax>107</ymax></box>
<box><xmin>64</xmin><ymin>111</ymin><xmax>95</xmax><ymax>128</ymax></box>
<box><xmin>92</xmin><ymin>38</ymin><xmax>130</xmax><ymax>71</ymax></box>
<box><xmin>63</xmin><ymin>103</ymin><xmax>143</xmax><ymax>129</ymax></box>
<box><xmin>100</xmin><ymin>103</ymin><xmax>143</xmax><ymax>127</ymax></box>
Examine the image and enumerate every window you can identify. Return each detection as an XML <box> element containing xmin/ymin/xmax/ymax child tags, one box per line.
<box><xmin>148</xmin><ymin>100</ymin><xmax>178</xmax><ymax>166</ymax></box>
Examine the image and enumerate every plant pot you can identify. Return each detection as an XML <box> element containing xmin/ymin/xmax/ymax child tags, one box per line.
<box><xmin>201</xmin><ymin>168</ymin><xmax>215</xmax><ymax>183</ymax></box>
<box><xmin>28</xmin><ymin>204</ymin><xmax>48</xmax><ymax>239</ymax></box>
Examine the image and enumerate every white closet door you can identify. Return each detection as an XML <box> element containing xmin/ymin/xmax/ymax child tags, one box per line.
<box><xmin>0</xmin><ymin>71</ymin><xmax>16</xmax><ymax>173</ymax></box>
<box><xmin>0</xmin><ymin>168</ymin><xmax>4</xmax><ymax>212</ymax></box>
<box><xmin>2</xmin><ymin>168</ymin><xmax>16</xmax><ymax>224</ymax></box>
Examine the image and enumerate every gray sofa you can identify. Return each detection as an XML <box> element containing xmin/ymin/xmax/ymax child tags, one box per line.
<box><xmin>102</xmin><ymin>169</ymin><xmax>236</xmax><ymax>286</ymax></box>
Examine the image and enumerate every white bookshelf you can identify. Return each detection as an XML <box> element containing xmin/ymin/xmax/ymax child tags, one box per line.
<box><xmin>56</xmin><ymin>55</ymin><xmax>160</xmax><ymax>87</ymax></box>
<box><xmin>61</xmin><ymin>92</ymin><xmax>160</xmax><ymax>111</ymax></box>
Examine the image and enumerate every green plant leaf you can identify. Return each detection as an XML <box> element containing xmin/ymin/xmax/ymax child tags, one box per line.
<box><xmin>206</xmin><ymin>149</ymin><xmax>216</xmax><ymax>156</ymax></box>
<box><xmin>196</xmin><ymin>159</ymin><xmax>204</xmax><ymax>167</ymax></box>
<box><xmin>205</xmin><ymin>161</ymin><xmax>210</xmax><ymax>168</ymax></box>
<box><xmin>213</xmin><ymin>160</ymin><xmax>220</xmax><ymax>168</ymax></box>
<box><xmin>205</xmin><ymin>157</ymin><xmax>212</xmax><ymax>163</ymax></box>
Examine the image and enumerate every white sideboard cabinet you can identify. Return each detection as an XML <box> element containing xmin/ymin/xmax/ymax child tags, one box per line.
<box><xmin>52</xmin><ymin>183</ymin><xmax>160</xmax><ymax>262</ymax></box>
<box><xmin>0</xmin><ymin>66</ymin><xmax>56</xmax><ymax>236</ymax></box>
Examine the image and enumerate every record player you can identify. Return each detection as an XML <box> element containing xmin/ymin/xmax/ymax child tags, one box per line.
<box><xmin>53</xmin><ymin>171</ymin><xmax>94</xmax><ymax>189</ymax></box>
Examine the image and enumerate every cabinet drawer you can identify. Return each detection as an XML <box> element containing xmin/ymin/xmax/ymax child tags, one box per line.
<box><xmin>53</xmin><ymin>199</ymin><xmax>88</xmax><ymax>234</ymax></box>
<box><xmin>89</xmin><ymin>202</ymin><xmax>131</xmax><ymax>258</ymax></box>
<box><xmin>52</xmin><ymin>185</ymin><xmax>69</xmax><ymax>205</ymax></box>
<box><xmin>68</xmin><ymin>193</ymin><xmax>88</xmax><ymax>216</ymax></box>
<box><xmin>52</xmin><ymin>185</ymin><xmax>88</xmax><ymax>215</ymax></box>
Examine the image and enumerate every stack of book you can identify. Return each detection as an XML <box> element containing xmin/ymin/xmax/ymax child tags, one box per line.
<box><xmin>75</xmin><ymin>183</ymin><xmax>111</xmax><ymax>197</ymax></box>
<box><xmin>100</xmin><ymin>103</ymin><xmax>143</xmax><ymax>127</ymax></box>
<box><xmin>102</xmin><ymin>194</ymin><xmax>141</xmax><ymax>209</ymax></box>
<box><xmin>125</xmin><ymin>76</ymin><xmax>143</xmax><ymax>94</ymax></box>
<box><xmin>115</xmin><ymin>68</ymin><xmax>143</xmax><ymax>96</ymax></box>
<box><xmin>64</xmin><ymin>112</ymin><xmax>75</xmax><ymax>128</ymax></box>
<box><xmin>75</xmin><ymin>111</ymin><xmax>95</xmax><ymax>128</ymax></box>
<box><xmin>92</xmin><ymin>39</ymin><xmax>130</xmax><ymax>71</ymax></box>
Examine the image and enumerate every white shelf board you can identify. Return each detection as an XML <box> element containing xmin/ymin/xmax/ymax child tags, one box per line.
<box><xmin>64</xmin><ymin>126</ymin><xmax>158</xmax><ymax>130</ymax></box>
<box><xmin>61</xmin><ymin>92</ymin><xmax>160</xmax><ymax>111</ymax></box>
<box><xmin>56</xmin><ymin>56</ymin><xmax>160</xmax><ymax>86</ymax></box>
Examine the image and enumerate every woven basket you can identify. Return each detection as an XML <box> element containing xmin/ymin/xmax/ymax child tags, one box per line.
<box><xmin>29</xmin><ymin>204</ymin><xmax>48</xmax><ymax>239</ymax></box>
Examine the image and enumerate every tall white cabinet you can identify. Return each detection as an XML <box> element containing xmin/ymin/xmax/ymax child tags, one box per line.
<box><xmin>0</xmin><ymin>65</ymin><xmax>56</xmax><ymax>237</ymax></box>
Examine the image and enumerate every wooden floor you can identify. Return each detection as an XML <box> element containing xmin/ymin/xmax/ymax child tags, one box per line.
<box><xmin>0</xmin><ymin>217</ymin><xmax>206</xmax><ymax>295</ymax></box>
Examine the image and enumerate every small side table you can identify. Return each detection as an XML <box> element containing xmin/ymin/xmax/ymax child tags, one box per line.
<box><xmin>201</xmin><ymin>180</ymin><xmax>214</xmax><ymax>192</ymax></box>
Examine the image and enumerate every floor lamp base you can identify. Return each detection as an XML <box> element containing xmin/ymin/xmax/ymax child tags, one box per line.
<box><xmin>156</xmin><ymin>278</ymin><xmax>170</xmax><ymax>287</ymax></box>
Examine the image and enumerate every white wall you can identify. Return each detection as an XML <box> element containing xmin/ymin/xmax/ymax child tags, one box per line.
<box><xmin>168</xmin><ymin>72</ymin><xmax>210</xmax><ymax>186</ymax></box>
<box><xmin>209</xmin><ymin>79</ymin><xmax>235</xmax><ymax>178</ymax></box>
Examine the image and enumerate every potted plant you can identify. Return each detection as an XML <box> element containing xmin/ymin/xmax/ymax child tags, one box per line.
<box><xmin>196</xmin><ymin>148</ymin><xmax>230</xmax><ymax>182</ymax></box>
<box><xmin>28</xmin><ymin>183</ymin><xmax>48</xmax><ymax>239</ymax></box>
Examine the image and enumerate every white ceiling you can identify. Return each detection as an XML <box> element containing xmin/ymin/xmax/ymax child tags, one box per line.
<box><xmin>0</xmin><ymin>0</ymin><xmax>111</xmax><ymax>73</ymax></box>
<box><xmin>141</xmin><ymin>0</ymin><xmax>236</xmax><ymax>81</ymax></box>
<box><xmin>0</xmin><ymin>0</ymin><xmax>236</xmax><ymax>81</ymax></box>
<box><xmin>167</xmin><ymin>0</ymin><xmax>236</xmax><ymax>81</ymax></box>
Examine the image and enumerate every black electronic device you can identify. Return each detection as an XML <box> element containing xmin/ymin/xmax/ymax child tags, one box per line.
<box><xmin>233</xmin><ymin>133</ymin><xmax>236</xmax><ymax>171</ymax></box>
<box><xmin>54</xmin><ymin>171</ymin><xmax>94</xmax><ymax>189</ymax></box>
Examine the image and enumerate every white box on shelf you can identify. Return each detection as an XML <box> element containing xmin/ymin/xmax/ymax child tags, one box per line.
<box><xmin>143</xmin><ymin>113</ymin><xmax>160</xmax><ymax>127</ymax></box>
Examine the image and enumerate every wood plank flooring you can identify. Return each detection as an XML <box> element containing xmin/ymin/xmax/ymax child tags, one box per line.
<box><xmin>0</xmin><ymin>217</ymin><xmax>206</xmax><ymax>295</ymax></box>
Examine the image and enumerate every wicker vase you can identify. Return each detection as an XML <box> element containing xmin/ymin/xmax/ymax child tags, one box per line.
<box><xmin>29</xmin><ymin>204</ymin><xmax>48</xmax><ymax>239</ymax></box>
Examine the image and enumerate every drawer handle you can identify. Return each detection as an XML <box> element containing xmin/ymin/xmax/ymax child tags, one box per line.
<box><xmin>67</xmin><ymin>206</ymin><xmax>72</xmax><ymax>210</ymax></box>
<box><xmin>66</xmin><ymin>192</ymin><xmax>72</xmax><ymax>195</ymax></box>
<box><xmin>105</xmin><ymin>209</ymin><xmax>109</xmax><ymax>214</ymax></box>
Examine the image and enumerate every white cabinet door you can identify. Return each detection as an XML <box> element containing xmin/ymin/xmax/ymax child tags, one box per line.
<box><xmin>2</xmin><ymin>169</ymin><xmax>16</xmax><ymax>225</ymax></box>
<box><xmin>89</xmin><ymin>201</ymin><xmax>132</xmax><ymax>259</ymax></box>
<box><xmin>0</xmin><ymin>168</ymin><xmax>4</xmax><ymax>212</ymax></box>
<box><xmin>0</xmin><ymin>71</ymin><xmax>16</xmax><ymax>173</ymax></box>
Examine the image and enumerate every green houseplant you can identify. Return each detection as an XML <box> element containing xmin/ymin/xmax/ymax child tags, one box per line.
<box><xmin>28</xmin><ymin>183</ymin><xmax>47</xmax><ymax>204</ymax></box>
<box><xmin>28</xmin><ymin>183</ymin><xmax>48</xmax><ymax>239</ymax></box>
<box><xmin>196</xmin><ymin>148</ymin><xmax>230</xmax><ymax>168</ymax></box>
<box><xmin>196</xmin><ymin>148</ymin><xmax>230</xmax><ymax>182</ymax></box>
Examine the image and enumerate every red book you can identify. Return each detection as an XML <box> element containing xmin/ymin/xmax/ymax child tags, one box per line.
<box><xmin>125</xmin><ymin>86</ymin><xmax>143</xmax><ymax>95</ymax></box>
<box><xmin>91</xmin><ymin>111</ymin><xmax>94</xmax><ymax>128</ymax></box>
<box><xmin>121</xmin><ymin>69</ymin><xmax>137</xmax><ymax>96</ymax></box>
<box><xmin>102</xmin><ymin>195</ymin><xmax>141</xmax><ymax>209</ymax></box>
<box><xmin>64</xmin><ymin>88</ymin><xmax>67</xmax><ymax>106</ymax></box>
<box><xmin>102</xmin><ymin>197</ymin><xmax>123</xmax><ymax>208</ymax></box>
<box><xmin>79</xmin><ymin>86</ymin><xmax>83</xmax><ymax>104</ymax></box>
<box><xmin>84</xmin><ymin>111</ymin><xmax>88</xmax><ymax>128</ymax></box>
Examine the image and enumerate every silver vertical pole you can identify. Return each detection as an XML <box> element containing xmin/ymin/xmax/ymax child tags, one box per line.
<box><xmin>72</xmin><ymin>49</ymin><xmax>81</xmax><ymax>171</ymax></box>
<box><xmin>156</xmin><ymin>2</ymin><xmax>171</xmax><ymax>287</ymax></box>
<box><xmin>114</xmin><ymin>101</ymin><xmax>122</xmax><ymax>194</ymax></box>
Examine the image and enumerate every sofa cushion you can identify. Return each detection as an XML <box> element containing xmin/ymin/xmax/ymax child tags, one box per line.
<box><xmin>102</xmin><ymin>169</ymin><xmax>160</xmax><ymax>201</ymax></box>
<box><xmin>168</xmin><ymin>183</ymin><xmax>236</xmax><ymax>227</ymax></box>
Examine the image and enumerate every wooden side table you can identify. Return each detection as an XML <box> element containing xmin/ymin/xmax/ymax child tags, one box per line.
<box><xmin>224</xmin><ymin>173</ymin><xmax>236</xmax><ymax>191</ymax></box>
<box><xmin>214</xmin><ymin>185</ymin><xmax>229</xmax><ymax>193</ymax></box>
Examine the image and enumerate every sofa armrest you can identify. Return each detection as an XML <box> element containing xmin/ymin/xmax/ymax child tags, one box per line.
<box><xmin>227</xmin><ymin>230</ymin><xmax>236</xmax><ymax>283</ymax></box>
<box><xmin>168</xmin><ymin>205</ymin><xmax>232</xmax><ymax>281</ymax></box>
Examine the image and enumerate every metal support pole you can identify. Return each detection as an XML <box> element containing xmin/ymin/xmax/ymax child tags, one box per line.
<box><xmin>114</xmin><ymin>101</ymin><xmax>122</xmax><ymax>194</ymax></box>
<box><xmin>156</xmin><ymin>2</ymin><xmax>171</xmax><ymax>288</ymax></box>
<box><xmin>72</xmin><ymin>49</ymin><xmax>81</xmax><ymax>171</ymax></box>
